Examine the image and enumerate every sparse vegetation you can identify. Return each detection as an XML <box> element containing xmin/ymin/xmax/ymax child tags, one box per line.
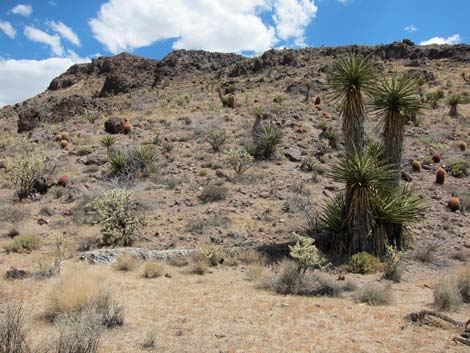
<box><xmin>206</xmin><ymin>128</ymin><xmax>227</xmax><ymax>152</ymax></box>
<box><xmin>3</xmin><ymin>233</ymin><xmax>41</xmax><ymax>253</ymax></box>
<box><xmin>252</xmin><ymin>123</ymin><xmax>283</xmax><ymax>160</ymax></box>
<box><xmin>142</xmin><ymin>261</ymin><xmax>165</xmax><ymax>278</ymax></box>
<box><xmin>355</xmin><ymin>282</ymin><xmax>392</xmax><ymax>306</ymax></box>
<box><xmin>114</xmin><ymin>253</ymin><xmax>138</xmax><ymax>271</ymax></box>
<box><xmin>198</xmin><ymin>184</ymin><xmax>227</xmax><ymax>203</ymax></box>
<box><xmin>224</xmin><ymin>147</ymin><xmax>254</xmax><ymax>176</ymax></box>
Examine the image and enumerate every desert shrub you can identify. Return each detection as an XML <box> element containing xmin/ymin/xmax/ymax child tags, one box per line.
<box><xmin>87</xmin><ymin>189</ymin><xmax>145</xmax><ymax>246</ymax></box>
<box><xmin>185</xmin><ymin>215</ymin><xmax>229</xmax><ymax>235</ymax></box>
<box><xmin>260</xmin><ymin>260</ymin><xmax>347</xmax><ymax>297</ymax></box>
<box><xmin>109</xmin><ymin>145</ymin><xmax>158</xmax><ymax>178</ymax></box>
<box><xmin>383</xmin><ymin>246</ymin><xmax>403</xmax><ymax>283</ymax></box>
<box><xmin>142</xmin><ymin>261</ymin><xmax>165</xmax><ymax>278</ymax></box>
<box><xmin>414</xmin><ymin>245</ymin><xmax>436</xmax><ymax>263</ymax></box>
<box><xmin>319</xmin><ymin>125</ymin><xmax>339</xmax><ymax>149</ymax></box>
<box><xmin>426</xmin><ymin>90</ymin><xmax>444</xmax><ymax>109</ymax></box>
<box><xmin>456</xmin><ymin>267</ymin><xmax>470</xmax><ymax>303</ymax></box>
<box><xmin>198</xmin><ymin>184</ymin><xmax>227</xmax><ymax>203</ymax></box>
<box><xmin>448</xmin><ymin>160</ymin><xmax>468</xmax><ymax>178</ymax></box>
<box><xmin>206</xmin><ymin>129</ymin><xmax>227</xmax><ymax>152</ymax></box>
<box><xmin>224</xmin><ymin>147</ymin><xmax>254</xmax><ymax>176</ymax></box>
<box><xmin>198</xmin><ymin>246</ymin><xmax>225</xmax><ymax>267</ymax></box>
<box><xmin>433</xmin><ymin>275</ymin><xmax>462</xmax><ymax>311</ymax></box>
<box><xmin>188</xmin><ymin>260</ymin><xmax>208</xmax><ymax>275</ymax></box>
<box><xmin>237</xmin><ymin>249</ymin><xmax>267</xmax><ymax>265</ymax></box>
<box><xmin>0</xmin><ymin>302</ymin><xmax>31</xmax><ymax>353</ymax></box>
<box><xmin>4</xmin><ymin>154</ymin><xmax>56</xmax><ymax>199</ymax></box>
<box><xmin>246</xmin><ymin>265</ymin><xmax>265</xmax><ymax>281</ymax></box>
<box><xmin>54</xmin><ymin>311</ymin><xmax>103</xmax><ymax>353</ymax></box>
<box><xmin>114</xmin><ymin>253</ymin><xmax>138</xmax><ymax>272</ymax></box>
<box><xmin>166</xmin><ymin>257</ymin><xmax>189</xmax><ymax>267</ymax></box>
<box><xmin>0</xmin><ymin>205</ymin><xmax>28</xmax><ymax>224</ymax></box>
<box><xmin>45</xmin><ymin>266</ymin><xmax>124</xmax><ymax>327</ymax></box>
<box><xmin>76</xmin><ymin>146</ymin><xmax>92</xmax><ymax>156</ymax></box>
<box><xmin>252</xmin><ymin>123</ymin><xmax>283</xmax><ymax>159</ymax></box>
<box><xmin>141</xmin><ymin>328</ymin><xmax>157</xmax><ymax>350</ymax></box>
<box><xmin>347</xmin><ymin>252</ymin><xmax>383</xmax><ymax>274</ymax></box>
<box><xmin>355</xmin><ymin>283</ymin><xmax>392</xmax><ymax>306</ymax></box>
<box><xmin>3</xmin><ymin>234</ymin><xmax>41</xmax><ymax>253</ymax></box>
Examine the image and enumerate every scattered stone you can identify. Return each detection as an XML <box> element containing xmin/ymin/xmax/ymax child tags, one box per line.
<box><xmin>283</xmin><ymin>148</ymin><xmax>302</xmax><ymax>162</ymax></box>
<box><xmin>5</xmin><ymin>267</ymin><xmax>30</xmax><ymax>280</ymax></box>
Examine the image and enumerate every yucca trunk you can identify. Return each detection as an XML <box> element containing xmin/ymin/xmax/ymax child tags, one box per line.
<box><xmin>449</xmin><ymin>104</ymin><xmax>458</xmax><ymax>117</ymax></box>
<box><xmin>345</xmin><ymin>186</ymin><xmax>375</xmax><ymax>255</ymax></box>
<box><xmin>383</xmin><ymin>110</ymin><xmax>404</xmax><ymax>185</ymax></box>
<box><xmin>342</xmin><ymin>90</ymin><xmax>366</xmax><ymax>155</ymax></box>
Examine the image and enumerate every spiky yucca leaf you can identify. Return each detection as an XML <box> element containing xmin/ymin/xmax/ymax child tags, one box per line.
<box><xmin>318</xmin><ymin>191</ymin><xmax>349</xmax><ymax>256</ymax></box>
<box><xmin>376</xmin><ymin>185</ymin><xmax>427</xmax><ymax>225</ymax></box>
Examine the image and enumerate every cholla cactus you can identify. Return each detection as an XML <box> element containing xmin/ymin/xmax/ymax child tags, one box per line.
<box><xmin>383</xmin><ymin>245</ymin><xmax>402</xmax><ymax>282</ymax></box>
<box><xmin>88</xmin><ymin>189</ymin><xmax>145</xmax><ymax>246</ymax></box>
<box><xmin>224</xmin><ymin>147</ymin><xmax>254</xmax><ymax>175</ymax></box>
<box><xmin>289</xmin><ymin>234</ymin><xmax>327</xmax><ymax>273</ymax></box>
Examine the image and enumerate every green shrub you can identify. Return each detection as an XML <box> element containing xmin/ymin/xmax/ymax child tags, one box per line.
<box><xmin>448</xmin><ymin>160</ymin><xmax>468</xmax><ymax>178</ymax></box>
<box><xmin>3</xmin><ymin>234</ymin><xmax>41</xmax><ymax>253</ymax></box>
<box><xmin>77</xmin><ymin>146</ymin><xmax>92</xmax><ymax>156</ymax></box>
<box><xmin>5</xmin><ymin>154</ymin><xmax>56</xmax><ymax>200</ymax></box>
<box><xmin>347</xmin><ymin>252</ymin><xmax>383</xmax><ymax>274</ymax></box>
<box><xmin>87</xmin><ymin>189</ymin><xmax>145</xmax><ymax>246</ymax></box>
<box><xmin>288</xmin><ymin>235</ymin><xmax>328</xmax><ymax>273</ymax></box>
<box><xmin>355</xmin><ymin>283</ymin><xmax>392</xmax><ymax>306</ymax></box>
<box><xmin>206</xmin><ymin>129</ymin><xmax>227</xmax><ymax>152</ymax></box>
<box><xmin>252</xmin><ymin>123</ymin><xmax>283</xmax><ymax>159</ymax></box>
<box><xmin>198</xmin><ymin>184</ymin><xmax>227</xmax><ymax>203</ymax></box>
<box><xmin>224</xmin><ymin>147</ymin><xmax>254</xmax><ymax>176</ymax></box>
<box><xmin>319</xmin><ymin>126</ymin><xmax>339</xmax><ymax>149</ymax></box>
<box><xmin>100</xmin><ymin>135</ymin><xmax>116</xmax><ymax>154</ymax></box>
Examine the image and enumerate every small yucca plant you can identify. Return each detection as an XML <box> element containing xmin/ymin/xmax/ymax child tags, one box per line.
<box><xmin>100</xmin><ymin>135</ymin><xmax>116</xmax><ymax>155</ymax></box>
<box><xmin>253</xmin><ymin>123</ymin><xmax>283</xmax><ymax>159</ymax></box>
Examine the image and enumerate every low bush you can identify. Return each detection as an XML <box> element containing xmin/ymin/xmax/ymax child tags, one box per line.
<box><xmin>109</xmin><ymin>145</ymin><xmax>158</xmax><ymax>178</ymax></box>
<box><xmin>433</xmin><ymin>275</ymin><xmax>462</xmax><ymax>311</ymax></box>
<box><xmin>114</xmin><ymin>253</ymin><xmax>138</xmax><ymax>272</ymax></box>
<box><xmin>260</xmin><ymin>260</ymin><xmax>350</xmax><ymax>297</ymax></box>
<box><xmin>206</xmin><ymin>129</ymin><xmax>227</xmax><ymax>152</ymax></box>
<box><xmin>3</xmin><ymin>234</ymin><xmax>41</xmax><ymax>253</ymax></box>
<box><xmin>188</xmin><ymin>260</ymin><xmax>208</xmax><ymax>275</ymax></box>
<box><xmin>142</xmin><ymin>261</ymin><xmax>165</xmax><ymax>278</ymax></box>
<box><xmin>198</xmin><ymin>184</ymin><xmax>227</xmax><ymax>203</ymax></box>
<box><xmin>355</xmin><ymin>282</ymin><xmax>392</xmax><ymax>306</ymax></box>
<box><xmin>347</xmin><ymin>252</ymin><xmax>383</xmax><ymax>274</ymax></box>
<box><xmin>0</xmin><ymin>302</ymin><xmax>31</xmax><ymax>353</ymax></box>
<box><xmin>448</xmin><ymin>160</ymin><xmax>468</xmax><ymax>178</ymax></box>
<box><xmin>54</xmin><ymin>311</ymin><xmax>103</xmax><ymax>353</ymax></box>
<box><xmin>224</xmin><ymin>147</ymin><xmax>254</xmax><ymax>176</ymax></box>
<box><xmin>45</xmin><ymin>266</ymin><xmax>124</xmax><ymax>328</ymax></box>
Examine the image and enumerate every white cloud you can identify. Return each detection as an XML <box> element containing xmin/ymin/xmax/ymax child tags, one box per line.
<box><xmin>89</xmin><ymin>0</ymin><xmax>317</xmax><ymax>54</ymax></box>
<box><xmin>272</xmin><ymin>0</ymin><xmax>317</xmax><ymax>46</ymax></box>
<box><xmin>420</xmin><ymin>34</ymin><xmax>462</xmax><ymax>46</ymax></box>
<box><xmin>10</xmin><ymin>4</ymin><xmax>33</xmax><ymax>17</ymax></box>
<box><xmin>0</xmin><ymin>21</ymin><xmax>16</xmax><ymax>38</ymax></box>
<box><xmin>46</xmin><ymin>20</ymin><xmax>81</xmax><ymax>46</ymax></box>
<box><xmin>24</xmin><ymin>25</ymin><xmax>63</xmax><ymax>56</ymax></box>
<box><xmin>0</xmin><ymin>56</ymin><xmax>90</xmax><ymax>107</ymax></box>
<box><xmin>404</xmin><ymin>25</ymin><xmax>417</xmax><ymax>33</ymax></box>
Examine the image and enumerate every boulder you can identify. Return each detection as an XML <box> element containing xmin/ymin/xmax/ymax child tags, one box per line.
<box><xmin>104</xmin><ymin>117</ymin><xmax>127</xmax><ymax>134</ymax></box>
<box><xmin>283</xmin><ymin>148</ymin><xmax>303</xmax><ymax>162</ymax></box>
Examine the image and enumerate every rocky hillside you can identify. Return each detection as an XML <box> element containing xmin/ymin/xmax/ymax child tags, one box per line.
<box><xmin>3</xmin><ymin>40</ymin><xmax>470</xmax><ymax>134</ymax></box>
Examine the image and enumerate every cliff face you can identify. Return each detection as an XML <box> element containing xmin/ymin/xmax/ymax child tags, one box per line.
<box><xmin>3</xmin><ymin>40</ymin><xmax>470</xmax><ymax>133</ymax></box>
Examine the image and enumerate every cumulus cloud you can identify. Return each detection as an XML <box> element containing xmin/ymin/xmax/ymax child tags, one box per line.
<box><xmin>89</xmin><ymin>0</ymin><xmax>317</xmax><ymax>54</ymax></box>
<box><xmin>10</xmin><ymin>4</ymin><xmax>33</xmax><ymax>16</ymax></box>
<box><xmin>46</xmin><ymin>20</ymin><xmax>81</xmax><ymax>46</ymax></box>
<box><xmin>420</xmin><ymin>34</ymin><xmax>462</xmax><ymax>46</ymax></box>
<box><xmin>272</xmin><ymin>0</ymin><xmax>317</xmax><ymax>46</ymax></box>
<box><xmin>404</xmin><ymin>25</ymin><xmax>417</xmax><ymax>33</ymax></box>
<box><xmin>0</xmin><ymin>56</ymin><xmax>90</xmax><ymax>107</ymax></box>
<box><xmin>0</xmin><ymin>21</ymin><xmax>16</xmax><ymax>38</ymax></box>
<box><xmin>24</xmin><ymin>25</ymin><xmax>63</xmax><ymax>56</ymax></box>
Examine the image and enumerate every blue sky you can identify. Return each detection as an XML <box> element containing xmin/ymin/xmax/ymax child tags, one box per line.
<box><xmin>0</xmin><ymin>0</ymin><xmax>468</xmax><ymax>106</ymax></box>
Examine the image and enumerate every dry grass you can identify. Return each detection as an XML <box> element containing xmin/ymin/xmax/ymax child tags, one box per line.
<box><xmin>114</xmin><ymin>253</ymin><xmax>138</xmax><ymax>272</ymax></box>
<box><xmin>187</xmin><ymin>260</ymin><xmax>208</xmax><ymax>275</ymax></box>
<box><xmin>0</xmin><ymin>302</ymin><xmax>31</xmax><ymax>353</ymax></box>
<box><xmin>355</xmin><ymin>282</ymin><xmax>392</xmax><ymax>306</ymax></box>
<box><xmin>246</xmin><ymin>264</ymin><xmax>265</xmax><ymax>282</ymax></box>
<box><xmin>142</xmin><ymin>261</ymin><xmax>165</xmax><ymax>278</ymax></box>
<box><xmin>3</xmin><ymin>234</ymin><xmax>41</xmax><ymax>253</ymax></box>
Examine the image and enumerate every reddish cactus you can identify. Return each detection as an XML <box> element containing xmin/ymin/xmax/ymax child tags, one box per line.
<box><xmin>436</xmin><ymin>167</ymin><xmax>446</xmax><ymax>185</ymax></box>
<box><xmin>458</xmin><ymin>140</ymin><xmax>467</xmax><ymax>151</ymax></box>
<box><xmin>123</xmin><ymin>122</ymin><xmax>133</xmax><ymax>134</ymax></box>
<box><xmin>60</xmin><ymin>140</ymin><xmax>69</xmax><ymax>149</ymax></box>
<box><xmin>314</xmin><ymin>96</ymin><xmax>321</xmax><ymax>105</ymax></box>
<box><xmin>447</xmin><ymin>196</ymin><xmax>461</xmax><ymax>212</ymax></box>
<box><xmin>432</xmin><ymin>152</ymin><xmax>441</xmax><ymax>163</ymax></box>
<box><xmin>57</xmin><ymin>175</ymin><xmax>70</xmax><ymax>187</ymax></box>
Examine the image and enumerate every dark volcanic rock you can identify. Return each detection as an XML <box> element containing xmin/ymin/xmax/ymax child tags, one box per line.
<box><xmin>104</xmin><ymin>117</ymin><xmax>127</xmax><ymax>134</ymax></box>
<box><xmin>17</xmin><ymin>109</ymin><xmax>45</xmax><ymax>132</ymax></box>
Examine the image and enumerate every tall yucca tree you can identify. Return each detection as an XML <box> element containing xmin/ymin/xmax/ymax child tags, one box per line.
<box><xmin>329</xmin><ymin>146</ymin><xmax>396</xmax><ymax>256</ymax></box>
<box><xmin>329</xmin><ymin>54</ymin><xmax>376</xmax><ymax>155</ymax></box>
<box><xmin>371</xmin><ymin>74</ymin><xmax>421</xmax><ymax>184</ymax></box>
